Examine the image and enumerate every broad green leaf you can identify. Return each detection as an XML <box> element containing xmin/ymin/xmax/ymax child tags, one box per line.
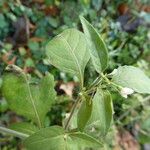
<box><xmin>2</xmin><ymin>65</ymin><xmax>56</xmax><ymax>128</ymax></box>
<box><xmin>9</xmin><ymin>122</ymin><xmax>39</xmax><ymax>135</ymax></box>
<box><xmin>77</xmin><ymin>95</ymin><xmax>92</xmax><ymax>131</ymax></box>
<box><xmin>85</xmin><ymin>88</ymin><xmax>113</xmax><ymax>137</ymax></box>
<box><xmin>45</xmin><ymin>28</ymin><xmax>90</xmax><ymax>88</ymax></box>
<box><xmin>24</xmin><ymin>126</ymin><xmax>102</xmax><ymax>150</ymax></box>
<box><xmin>112</xmin><ymin>66</ymin><xmax>150</xmax><ymax>94</ymax></box>
<box><xmin>80</xmin><ymin>16</ymin><xmax>108</xmax><ymax>73</ymax></box>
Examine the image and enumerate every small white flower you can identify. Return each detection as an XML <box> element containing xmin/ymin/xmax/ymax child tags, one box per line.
<box><xmin>109</xmin><ymin>69</ymin><xmax>118</xmax><ymax>76</ymax></box>
<box><xmin>120</xmin><ymin>87</ymin><xmax>134</xmax><ymax>98</ymax></box>
<box><xmin>65</xmin><ymin>113</ymin><xmax>70</xmax><ymax>119</ymax></box>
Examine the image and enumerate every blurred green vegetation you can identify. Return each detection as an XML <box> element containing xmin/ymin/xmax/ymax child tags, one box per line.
<box><xmin>0</xmin><ymin>0</ymin><xmax>150</xmax><ymax>149</ymax></box>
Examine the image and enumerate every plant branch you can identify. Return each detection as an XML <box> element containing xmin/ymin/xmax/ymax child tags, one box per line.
<box><xmin>100</xmin><ymin>73</ymin><xmax>121</xmax><ymax>89</ymax></box>
<box><xmin>0</xmin><ymin>126</ymin><xmax>29</xmax><ymax>139</ymax></box>
<box><xmin>88</xmin><ymin>75</ymin><xmax>101</xmax><ymax>89</ymax></box>
<box><xmin>100</xmin><ymin>73</ymin><xmax>111</xmax><ymax>84</ymax></box>
<box><xmin>65</xmin><ymin>96</ymin><xmax>81</xmax><ymax>130</ymax></box>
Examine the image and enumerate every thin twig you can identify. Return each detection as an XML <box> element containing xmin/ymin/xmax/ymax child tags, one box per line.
<box><xmin>88</xmin><ymin>75</ymin><xmax>101</xmax><ymax>89</ymax></box>
<box><xmin>65</xmin><ymin>96</ymin><xmax>81</xmax><ymax>130</ymax></box>
<box><xmin>0</xmin><ymin>126</ymin><xmax>29</xmax><ymax>139</ymax></box>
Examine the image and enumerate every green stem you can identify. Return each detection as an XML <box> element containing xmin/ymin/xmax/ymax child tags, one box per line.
<box><xmin>88</xmin><ymin>76</ymin><xmax>101</xmax><ymax>89</ymax></box>
<box><xmin>100</xmin><ymin>73</ymin><xmax>111</xmax><ymax>84</ymax></box>
<box><xmin>100</xmin><ymin>73</ymin><xmax>121</xmax><ymax>89</ymax></box>
<box><xmin>65</xmin><ymin>96</ymin><xmax>81</xmax><ymax>130</ymax></box>
<box><xmin>0</xmin><ymin>126</ymin><xmax>29</xmax><ymax>139</ymax></box>
<box><xmin>85</xmin><ymin>87</ymin><xmax>97</xmax><ymax>95</ymax></box>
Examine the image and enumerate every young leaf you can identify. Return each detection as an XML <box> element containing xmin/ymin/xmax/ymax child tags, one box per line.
<box><xmin>24</xmin><ymin>126</ymin><xmax>102</xmax><ymax>150</ymax></box>
<box><xmin>80</xmin><ymin>16</ymin><xmax>108</xmax><ymax>73</ymax></box>
<box><xmin>9</xmin><ymin>122</ymin><xmax>39</xmax><ymax>135</ymax></box>
<box><xmin>45</xmin><ymin>28</ymin><xmax>90</xmax><ymax>88</ymax></box>
<box><xmin>2</xmin><ymin>65</ymin><xmax>56</xmax><ymax>128</ymax></box>
<box><xmin>85</xmin><ymin>88</ymin><xmax>113</xmax><ymax>136</ymax></box>
<box><xmin>112</xmin><ymin>66</ymin><xmax>150</xmax><ymax>94</ymax></box>
<box><xmin>77</xmin><ymin>95</ymin><xmax>92</xmax><ymax>131</ymax></box>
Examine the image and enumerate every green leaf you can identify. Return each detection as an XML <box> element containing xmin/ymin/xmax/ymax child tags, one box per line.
<box><xmin>141</xmin><ymin>118</ymin><xmax>150</xmax><ymax>131</ymax></box>
<box><xmin>9</xmin><ymin>122</ymin><xmax>39</xmax><ymax>135</ymax></box>
<box><xmin>28</xmin><ymin>41</ymin><xmax>40</xmax><ymax>52</ymax></box>
<box><xmin>112</xmin><ymin>66</ymin><xmax>150</xmax><ymax>94</ymax></box>
<box><xmin>138</xmin><ymin>131</ymin><xmax>150</xmax><ymax>144</ymax></box>
<box><xmin>25</xmin><ymin>58</ymin><xmax>35</xmax><ymax>67</ymax></box>
<box><xmin>138</xmin><ymin>118</ymin><xmax>150</xmax><ymax>144</ymax></box>
<box><xmin>0</xmin><ymin>98</ymin><xmax>8</xmax><ymax>113</ymax></box>
<box><xmin>85</xmin><ymin>88</ymin><xmax>113</xmax><ymax>137</ymax></box>
<box><xmin>0</xmin><ymin>14</ymin><xmax>8</xmax><ymax>29</ymax></box>
<box><xmin>80</xmin><ymin>16</ymin><xmax>108</xmax><ymax>73</ymax></box>
<box><xmin>92</xmin><ymin>0</ymin><xmax>103</xmax><ymax>11</ymax></box>
<box><xmin>77</xmin><ymin>95</ymin><xmax>92</xmax><ymax>131</ymax></box>
<box><xmin>2</xmin><ymin>65</ymin><xmax>56</xmax><ymax>128</ymax></box>
<box><xmin>48</xmin><ymin>17</ymin><xmax>59</xmax><ymax>28</ymax></box>
<box><xmin>24</xmin><ymin>126</ymin><xmax>102</xmax><ymax>150</ymax></box>
<box><xmin>46</xmin><ymin>28</ymin><xmax>90</xmax><ymax>88</ymax></box>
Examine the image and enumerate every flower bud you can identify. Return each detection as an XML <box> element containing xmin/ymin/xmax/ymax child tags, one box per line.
<box><xmin>120</xmin><ymin>87</ymin><xmax>134</xmax><ymax>98</ymax></box>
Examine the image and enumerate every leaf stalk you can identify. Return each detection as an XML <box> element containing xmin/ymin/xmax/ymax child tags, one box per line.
<box><xmin>64</xmin><ymin>96</ymin><xmax>81</xmax><ymax>130</ymax></box>
<box><xmin>0</xmin><ymin>126</ymin><xmax>29</xmax><ymax>139</ymax></box>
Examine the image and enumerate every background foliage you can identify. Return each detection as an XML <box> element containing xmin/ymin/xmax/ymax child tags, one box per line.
<box><xmin>0</xmin><ymin>0</ymin><xmax>150</xmax><ymax>149</ymax></box>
